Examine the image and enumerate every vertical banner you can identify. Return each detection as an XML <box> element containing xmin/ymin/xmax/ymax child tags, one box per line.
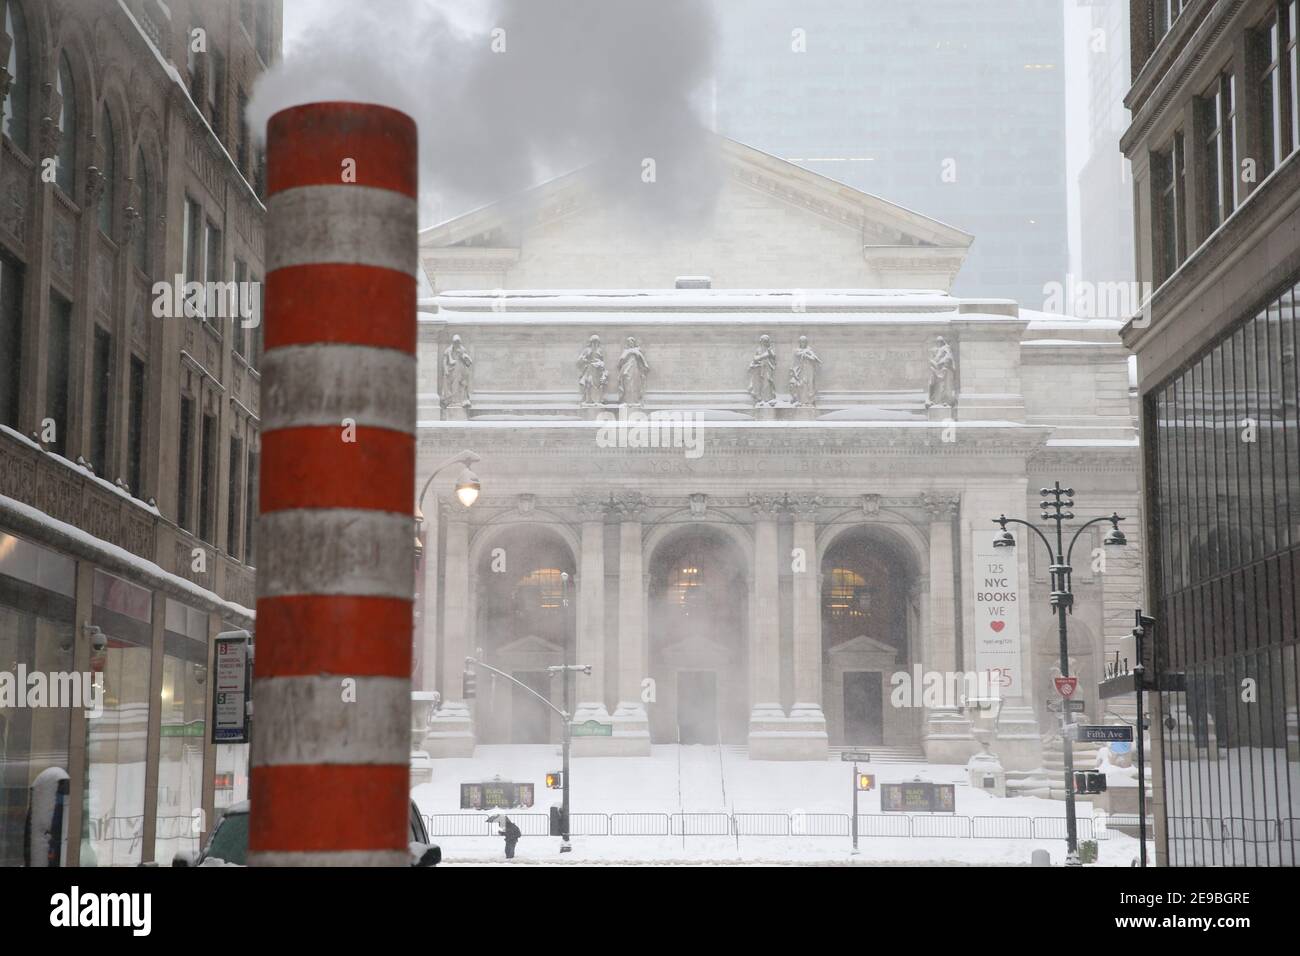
<box><xmin>971</xmin><ymin>529</ymin><xmax>1023</xmax><ymax>697</ymax></box>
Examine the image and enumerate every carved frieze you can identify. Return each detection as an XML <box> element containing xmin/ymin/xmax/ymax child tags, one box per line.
<box><xmin>2</xmin><ymin>158</ymin><xmax>26</xmax><ymax>245</ymax></box>
<box><xmin>609</xmin><ymin>491</ymin><xmax>645</xmax><ymax>519</ymax></box>
<box><xmin>919</xmin><ymin>491</ymin><xmax>961</xmax><ymax>519</ymax></box>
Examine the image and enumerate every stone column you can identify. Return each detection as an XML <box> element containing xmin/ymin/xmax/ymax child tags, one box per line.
<box><xmin>427</xmin><ymin>508</ymin><xmax>474</xmax><ymax>756</ymax></box>
<box><xmin>747</xmin><ymin>494</ymin><xmax>787</xmax><ymax>758</ymax></box>
<box><xmin>572</xmin><ymin>495</ymin><xmax>613</xmax><ymax>754</ymax></box>
<box><xmin>920</xmin><ymin>492</ymin><xmax>975</xmax><ymax>763</ymax></box>
<box><xmin>610</xmin><ymin>496</ymin><xmax>651</xmax><ymax>755</ymax></box>
<box><xmin>787</xmin><ymin>496</ymin><xmax>828</xmax><ymax>758</ymax></box>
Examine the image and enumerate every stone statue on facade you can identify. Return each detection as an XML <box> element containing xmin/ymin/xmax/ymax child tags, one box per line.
<box><xmin>441</xmin><ymin>334</ymin><xmax>473</xmax><ymax>408</ymax></box>
<box><xmin>748</xmin><ymin>334</ymin><xmax>778</xmax><ymax>406</ymax></box>
<box><xmin>788</xmin><ymin>335</ymin><xmax>822</xmax><ymax>406</ymax></box>
<box><xmin>926</xmin><ymin>335</ymin><xmax>957</xmax><ymax>408</ymax></box>
<box><xmin>577</xmin><ymin>334</ymin><xmax>608</xmax><ymax>406</ymax></box>
<box><xmin>618</xmin><ymin>336</ymin><xmax>649</xmax><ymax>405</ymax></box>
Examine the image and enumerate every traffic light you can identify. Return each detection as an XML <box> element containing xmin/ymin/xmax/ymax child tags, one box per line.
<box><xmin>857</xmin><ymin>773</ymin><xmax>876</xmax><ymax>792</ymax></box>
<box><xmin>462</xmin><ymin>669</ymin><xmax>476</xmax><ymax>700</ymax></box>
<box><xmin>545</xmin><ymin>770</ymin><xmax>563</xmax><ymax>790</ymax></box>
<box><xmin>1073</xmin><ymin>770</ymin><xmax>1107</xmax><ymax>794</ymax></box>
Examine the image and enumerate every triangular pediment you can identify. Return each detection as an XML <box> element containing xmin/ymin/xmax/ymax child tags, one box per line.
<box><xmin>496</xmin><ymin>634</ymin><xmax>564</xmax><ymax>657</ymax></box>
<box><xmin>419</xmin><ymin>137</ymin><xmax>972</xmax><ymax>293</ymax></box>
<box><xmin>829</xmin><ymin>634</ymin><xmax>902</xmax><ymax>659</ymax></box>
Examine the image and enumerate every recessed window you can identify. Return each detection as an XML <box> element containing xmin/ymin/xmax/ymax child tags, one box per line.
<box><xmin>1289</xmin><ymin>1</ymin><xmax>1299</xmax><ymax>154</ymax></box>
<box><xmin>1154</xmin><ymin>133</ymin><xmax>1186</xmax><ymax>282</ymax></box>
<box><xmin>1256</xmin><ymin>16</ymin><xmax>1285</xmax><ymax>177</ymax></box>
<box><xmin>99</xmin><ymin>105</ymin><xmax>116</xmax><ymax>237</ymax></box>
<box><xmin>178</xmin><ymin>396</ymin><xmax>194</xmax><ymax>529</ymax></box>
<box><xmin>199</xmin><ymin>411</ymin><xmax>217</xmax><ymax>543</ymax></box>
<box><xmin>90</xmin><ymin>326</ymin><xmax>112</xmax><ymax>475</ymax></box>
<box><xmin>133</xmin><ymin>149</ymin><xmax>151</xmax><ymax>273</ymax></box>
<box><xmin>227</xmin><ymin>435</ymin><xmax>243</xmax><ymax>560</ymax></box>
<box><xmin>825</xmin><ymin>568</ymin><xmax>870</xmax><ymax>625</ymax></box>
<box><xmin>0</xmin><ymin>252</ymin><xmax>23</xmax><ymax>428</ymax></box>
<box><xmin>45</xmin><ymin>294</ymin><xmax>72</xmax><ymax>456</ymax></box>
<box><xmin>55</xmin><ymin>52</ymin><xmax>76</xmax><ymax>197</ymax></box>
<box><xmin>515</xmin><ymin>568</ymin><xmax>565</xmax><ymax>611</ymax></box>
<box><xmin>2</xmin><ymin>0</ymin><xmax>31</xmax><ymax>153</ymax></box>
<box><xmin>127</xmin><ymin>356</ymin><xmax>145</xmax><ymax>496</ymax></box>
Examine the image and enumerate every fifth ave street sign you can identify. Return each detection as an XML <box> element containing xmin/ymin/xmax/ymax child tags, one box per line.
<box><xmin>1076</xmin><ymin>725</ymin><xmax>1134</xmax><ymax>743</ymax></box>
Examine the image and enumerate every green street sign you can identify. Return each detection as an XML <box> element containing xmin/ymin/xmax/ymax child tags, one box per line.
<box><xmin>571</xmin><ymin>720</ymin><xmax>613</xmax><ymax>737</ymax></box>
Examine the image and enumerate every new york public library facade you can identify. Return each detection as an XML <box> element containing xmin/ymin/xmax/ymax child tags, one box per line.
<box><xmin>412</xmin><ymin>139</ymin><xmax>1143</xmax><ymax>768</ymax></box>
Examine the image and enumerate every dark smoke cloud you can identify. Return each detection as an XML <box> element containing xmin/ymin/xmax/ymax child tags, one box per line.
<box><xmin>248</xmin><ymin>0</ymin><xmax>722</xmax><ymax>225</ymax></box>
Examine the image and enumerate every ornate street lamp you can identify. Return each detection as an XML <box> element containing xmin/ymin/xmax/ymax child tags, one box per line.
<box><xmin>414</xmin><ymin>450</ymin><xmax>481</xmax><ymax>692</ymax></box>
<box><xmin>991</xmin><ymin>480</ymin><xmax>1127</xmax><ymax>866</ymax></box>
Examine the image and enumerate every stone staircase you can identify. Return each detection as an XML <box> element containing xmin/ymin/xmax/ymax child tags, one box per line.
<box><xmin>1005</xmin><ymin>735</ymin><xmax>1104</xmax><ymax>800</ymax></box>
<box><xmin>827</xmin><ymin>744</ymin><xmax>927</xmax><ymax>764</ymax></box>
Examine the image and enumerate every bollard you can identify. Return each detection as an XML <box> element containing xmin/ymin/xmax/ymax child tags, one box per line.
<box><xmin>249</xmin><ymin>102</ymin><xmax>418</xmax><ymax>866</ymax></box>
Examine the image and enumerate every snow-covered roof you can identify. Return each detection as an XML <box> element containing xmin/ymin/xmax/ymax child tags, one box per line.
<box><xmin>431</xmin><ymin>288</ymin><xmax>960</xmax><ymax>313</ymax></box>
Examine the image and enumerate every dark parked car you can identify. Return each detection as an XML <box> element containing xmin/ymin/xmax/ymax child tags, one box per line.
<box><xmin>178</xmin><ymin>800</ymin><xmax>440</xmax><ymax>867</ymax></box>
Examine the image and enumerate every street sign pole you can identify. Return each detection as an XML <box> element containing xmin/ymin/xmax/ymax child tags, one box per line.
<box><xmin>851</xmin><ymin>761</ymin><xmax>859</xmax><ymax>854</ymax></box>
<box><xmin>1134</xmin><ymin>609</ymin><xmax>1154</xmax><ymax>869</ymax></box>
<box><xmin>561</xmin><ymin>573</ymin><xmax>572</xmax><ymax>853</ymax></box>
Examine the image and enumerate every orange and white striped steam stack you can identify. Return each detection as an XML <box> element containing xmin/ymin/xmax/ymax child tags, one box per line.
<box><xmin>250</xmin><ymin>102</ymin><xmax>418</xmax><ymax>866</ymax></box>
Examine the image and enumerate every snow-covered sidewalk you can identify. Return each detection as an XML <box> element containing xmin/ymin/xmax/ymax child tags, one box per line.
<box><xmin>412</xmin><ymin>744</ymin><xmax>1149</xmax><ymax>865</ymax></box>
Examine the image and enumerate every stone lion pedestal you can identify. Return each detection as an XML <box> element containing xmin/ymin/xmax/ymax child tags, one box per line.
<box><xmin>423</xmin><ymin>701</ymin><xmax>476</xmax><ymax>757</ymax></box>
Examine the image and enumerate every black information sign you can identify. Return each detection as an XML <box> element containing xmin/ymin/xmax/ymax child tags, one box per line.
<box><xmin>881</xmin><ymin>782</ymin><xmax>956</xmax><ymax>813</ymax></box>
<box><xmin>459</xmin><ymin>781</ymin><xmax>536</xmax><ymax>810</ymax></box>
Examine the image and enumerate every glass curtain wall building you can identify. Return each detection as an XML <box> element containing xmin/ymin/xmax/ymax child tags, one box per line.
<box><xmin>1146</xmin><ymin>280</ymin><xmax>1300</xmax><ymax>866</ymax></box>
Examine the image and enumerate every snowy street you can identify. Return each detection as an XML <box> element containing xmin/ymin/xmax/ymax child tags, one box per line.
<box><xmin>413</xmin><ymin>745</ymin><xmax>1150</xmax><ymax>865</ymax></box>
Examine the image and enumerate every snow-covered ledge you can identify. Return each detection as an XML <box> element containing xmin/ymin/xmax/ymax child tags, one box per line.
<box><xmin>0</xmin><ymin>493</ymin><xmax>254</xmax><ymax>624</ymax></box>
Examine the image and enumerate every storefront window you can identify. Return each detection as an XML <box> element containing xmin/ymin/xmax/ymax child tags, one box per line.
<box><xmin>154</xmin><ymin>599</ymin><xmax>207</xmax><ymax>862</ymax></box>
<box><xmin>0</xmin><ymin>532</ymin><xmax>76</xmax><ymax>866</ymax></box>
<box><xmin>85</xmin><ymin>569</ymin><xmax>152</xmax><ymax>867</ymax></box>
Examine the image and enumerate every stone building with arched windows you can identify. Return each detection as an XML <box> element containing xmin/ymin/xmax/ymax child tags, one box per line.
<box><xmin>414</xmin><ymin>139</ymin><xmax>1144</xmax><ymax>768</ymax></box>
<box><xmin>0</xmin><ymin>0</ymin><xmax>279</xmax><ymax>867</ymax></box>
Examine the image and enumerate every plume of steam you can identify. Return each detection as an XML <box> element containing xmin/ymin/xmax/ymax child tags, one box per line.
<box><xmin>248</xmin><ymin>0</ymin><xmax>722</xmax><ymax>225</ymax></box>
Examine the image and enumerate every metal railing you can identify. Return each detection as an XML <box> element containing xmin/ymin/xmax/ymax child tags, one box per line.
<box><xmin>420</xmin><ymin>811</ymin><xmax>1151</xmax><ymax>841</ymax></box>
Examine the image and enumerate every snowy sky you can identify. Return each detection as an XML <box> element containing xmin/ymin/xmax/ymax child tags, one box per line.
<box><xmin>281</xmin><ymin>0</ymin><xmax>1097</xmax><ymax>273</ymax></box>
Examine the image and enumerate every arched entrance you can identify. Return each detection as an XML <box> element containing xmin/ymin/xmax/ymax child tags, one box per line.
<box><xmin>472</xmin><ymin>526</ymin><xmax>576</xmax><ymax>744</ymax></box>
<box><xmin>647</xmin><ymin>527</ymin><xmax>748</xmax><ymax>744</ymax></box>
<box><xmin>821</xmin><ymin>526</ymin><xmax>922</xmax><ymax>747</ymax></box>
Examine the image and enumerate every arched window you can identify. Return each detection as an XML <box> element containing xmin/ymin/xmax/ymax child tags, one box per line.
<box><xmin>98</xmin><ymin>104</ymin><xmax>115</xmax><ymax>236</ymax></box>
<box><xmin>1</xmin><ymin>0</ymin><xmax>29</xmax><ymax>152</ymax></box>
<box><xmin>513</xmin><ymin>567</ymin><xmax>565</xmax><ymax>612</ymax></box>
<box><xmin>825</xmin><ymin>568</ymin><xmax>870</xmax><ymax>627</ymax></box>
<box><xmin>133</xmin><ymin>147</ymin><xmax>150</xmax><ymax>272</ymax></box>
<box><xmin>55</xmin><ymin>51</ymin><xmax>76</xmax><ymax>196</ymax></box>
